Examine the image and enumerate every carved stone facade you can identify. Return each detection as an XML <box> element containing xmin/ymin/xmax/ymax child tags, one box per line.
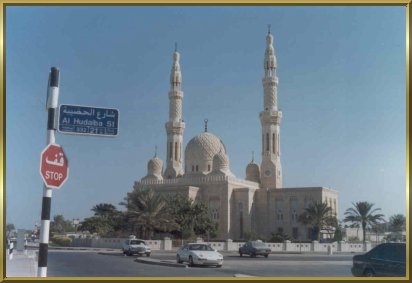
<box><xmin>132</xmin><ymin>31</ymin><xmax>339</xmax><ymax>241</ymax></box>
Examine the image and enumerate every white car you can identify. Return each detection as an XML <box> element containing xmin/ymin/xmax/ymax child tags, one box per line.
<box><xmin>122</xmin><ymin>238</ymin><xmax>151</xmax><ymax>256</ymax></box>
<box><xmin>176</xmin><ymin>243</ymin><xmax>223</xmax><ymax>267</ymax></box>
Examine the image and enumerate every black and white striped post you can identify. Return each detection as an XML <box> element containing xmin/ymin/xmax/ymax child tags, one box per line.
<box><xmin>8</xmin><ymin>239</ymin><xmax>14</xmax><ymax>260</ymax></box>
<box><xmin>38</xmin><ymin>67</ymin><xmax>60</xmax><ymax>277</ymax></box>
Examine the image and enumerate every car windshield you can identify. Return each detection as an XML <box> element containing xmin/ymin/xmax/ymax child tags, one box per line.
<box><xmin>130</xmin><ymin>240</ymin><xmax>145</xmax><ymax>245</ymax></box>
<box><xmin>188</xmin><ymin>244</ymin><xmax>214</xmax><ymax>251</ymax></box>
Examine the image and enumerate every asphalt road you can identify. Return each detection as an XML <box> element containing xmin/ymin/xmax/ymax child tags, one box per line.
<box><xmin>46</xmin><ymin>250</ymin><xmax>357</xmax><ymax>277</ymax></box>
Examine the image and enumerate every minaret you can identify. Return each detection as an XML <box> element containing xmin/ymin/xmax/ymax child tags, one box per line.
<box><xmin>259</xmin><ymin>27</ymin><xmax>282</xmax><ymax>189</ymax></box>
<box><xmin>164</xmin><ymin>44</ymin><xmax>185</xmax><ymax>178</ymax></box>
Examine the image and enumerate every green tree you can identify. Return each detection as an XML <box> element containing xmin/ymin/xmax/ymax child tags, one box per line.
<box><xmin>389</xmin><ymin>214</ymin><xmax>405</xmax><ymax>232</ymax></box>
<box><xmin>50</xmin><ymin>215</ymin><xmax>75</xmax><ymax>236</ymax></box>
<box><xmin>92</xmin><ymin>203</ymin><xmax>118</xmax><ymax>216</ymax></box>
<box><xmin>343</xmin><ymin>201</ymin><xmax>385</xmax><ymax>243</ymax></box>
<box><xmin>79</xmin><ymin>216</ymin><xmax>113</xmax><ymax>236</ymax></box>
<box><xmin>298</xmin><ymin>201</ymin><xmax>337</xmax><ymax>241</ymax></box>
<box><xmin>79</xmin><ymin>203</ymin><xmax>126</xmax><ymax>237</ymax></box>
<box><xmin>333</xmin><ymin>223</ymin><xmax>343</xmax><ymax>242</ymax></box>
<box><xmin>389</xmin><ymin>214</ymin><xmax>406</xmax><ymax>241</ymax></box>
<box><xmin>121</xmin><ymin>188</ymin><xmax>178</xmax><ymax>239</ymax></box>
<box><xmin>165</xmin><ymin>194</ymin><xmax>217</xmax><ymax>240</ymax></box>
<box><xmin>370</xmin><ymin>222</ymin><xmax>386</xmax><ymax>243</ymax></box>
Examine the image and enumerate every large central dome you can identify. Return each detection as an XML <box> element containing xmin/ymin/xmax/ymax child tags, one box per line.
<box><xmin>185</xmin><ymin>132</ymin><xmax>226</xmax><ymax>175</ymax></box>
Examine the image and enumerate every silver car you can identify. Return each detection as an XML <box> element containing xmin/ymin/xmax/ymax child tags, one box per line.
<box><xmin>122</xmin><ymin>239</ymin><xmax>151</xmax><ymax>256</ymax></box>
<box><xmin>176</xmin><ymin>243</ymin><xmax>223</xmax><ymax>267</ymax></box>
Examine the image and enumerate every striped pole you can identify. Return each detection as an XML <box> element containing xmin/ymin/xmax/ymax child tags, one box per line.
<box><xmin>9</xmin><ymin>240</ymin><xmax>14</xmax><ymax>260</ymax></box>
<box><xmin>38</xmin><ymin>67</ymin><xmax>60</xmax><ymax>277</ymax></box>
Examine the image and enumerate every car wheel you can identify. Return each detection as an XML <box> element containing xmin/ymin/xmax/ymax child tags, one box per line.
<box><xmin>264</xmin><ymin>254</ymin><xmax>269</xmax><ymax>258</ymax></box>
<box><xmin>250</xmin><ymin>253</ymin><xmax>256</xmax><ymax>258</ymax></box>
<box><xmin>127</xmin><ymin>250</ymin><xmax>132</xmax><ymax>256</ymax></box>
<box><xmin>216</xmin><ymin>264</ymin><xmax>222</xmax><ymax>268</ymax></box>
<box><xmin>239</xmin><ymin>252</ymin><xmax>243</xmax><ymax>257</ymax></box>
<box><xmin>146</xmin><ymin>253</ymin><xmax>151</xmax><ymax>257</ymax></box>
<box><xmin>189</xmin><ymin>256</ymin><xmax>194</xmax><ymax>267</ymax></box>
<box><xmin>363</xmin><ymin>268</ymin><xmax>374</xmax><ymax>277</ymax></box>
<box><xmin>176</xmin><ymin>255</ymin><xmax>182</xmax><ymax>264</ymax></box>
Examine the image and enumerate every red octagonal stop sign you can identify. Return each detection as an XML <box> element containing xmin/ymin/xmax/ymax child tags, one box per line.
<box><xmin>40</xmin><ymin>143</ymin><xmax>69</xmax><ymax>189</ymax></box>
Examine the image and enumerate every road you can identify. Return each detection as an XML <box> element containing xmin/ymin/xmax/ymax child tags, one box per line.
<box><xmin>46</xmin><ymin>250</ymin><xmax>356</xmax><ymax>277</ymax></box>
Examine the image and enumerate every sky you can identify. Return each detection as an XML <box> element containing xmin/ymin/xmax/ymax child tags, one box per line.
<box><xmin>5</xmin><ymin>6</ymin><xmax>406</xmax><ymax>230</ymax></box>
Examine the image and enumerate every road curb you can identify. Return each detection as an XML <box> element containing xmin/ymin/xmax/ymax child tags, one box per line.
<box><xmin>98</xmin><ymin>252</ymin><xmax>125</xmax><ymax>256</ymax></box>
<box><xmin>134</xmin><ymin>258</ymin><xmax>187</xmax><ymax>268</ymax></box>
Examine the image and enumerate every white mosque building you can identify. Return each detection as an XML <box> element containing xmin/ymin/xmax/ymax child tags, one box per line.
<box><xmin>132</xmin><ymin>30</ymin><xmax>339</xmax><ymax>241</ymax></box>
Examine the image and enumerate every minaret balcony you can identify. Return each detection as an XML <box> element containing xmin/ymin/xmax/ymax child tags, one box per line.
<box><xmin>168</xmin><ymin>90</ymin><xmax>184</xmax><ymax>99</ymax></box>
<box><xmin>165</xmin><ymin>121</ymin><xmax>186</xmax><ymax>133</ymax></box>
<box><xmin>262</xmin><ymin>76</ymin><xmax>278</xmax><ymax>85</ymax></box>
<box><xmin>259</xmin><ymin>110</ymin><xmax>282</xmax><ymax>124</ymax></box>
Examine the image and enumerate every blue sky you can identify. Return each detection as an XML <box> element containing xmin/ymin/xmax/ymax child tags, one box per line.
<box><xmin>6</xmin><ymin>6</ymin><xmax>406</xmax><ymax>230</ymax></box>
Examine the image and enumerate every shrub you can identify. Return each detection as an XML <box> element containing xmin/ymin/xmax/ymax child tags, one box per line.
<box><xmin>51</xmin><ymin>235</ymin><xmax>72</xmax><ymax>246</ymax></box>
<box><xmin>269</xmin><ymin>232</ymin><xmax>291</xmax><ymax>243</ymax></box>
<box><xmin>347</xmin><ymin>236</ymin><xmax>360</xmax><ymax>243</ymax></box>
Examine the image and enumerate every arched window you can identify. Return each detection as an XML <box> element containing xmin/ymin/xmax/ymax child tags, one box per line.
<box><xmin>209</xmin><ymin>200</ymin><xmax>220</xmax><ymax>221</ymax></box>
<box><xmin>272</xmin><ymin>133</ymin><xmax>275</xmax><ymax>154</ymax></box>
<box><xmin>262</xmin><ymin>134</ymin><xmax>264</xmax><ymax>154</ymax></box>
<box><xmin>174</xmin><ymin>142</ymin><xmax>178</xmax><ymax>161</ymax></box>
<box><xmin>196</xmin><ymin>165</ymin><xmax>199</xmax><ymax>172</ymax></box>
<box><xmin>266</xmin><ymin>133</ymin><xmax>269</xmax><ymax>151</ymax></box>
<box><xmin>169</xmin><ymin>142</ymin><xmax>173</xmax><ymax>159</ymax></box>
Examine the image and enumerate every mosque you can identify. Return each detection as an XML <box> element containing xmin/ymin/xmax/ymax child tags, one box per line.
<box><xmin>132</xmin><ymin>30</ymin><xmax>339</xmax><ymax>241</ymax></box>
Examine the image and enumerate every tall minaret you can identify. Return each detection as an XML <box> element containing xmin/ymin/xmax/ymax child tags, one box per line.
<box><xmin>164</xmin><ymin>44</ymin><xmax>185</xmax><ymax>178</ymax></box>
<box><xmin>259</xmin><ymin>27</ymin><xmax>282</xmax><ymax>189</ymax></box>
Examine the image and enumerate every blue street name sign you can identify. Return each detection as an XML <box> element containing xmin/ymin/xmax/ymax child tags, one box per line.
<box><xmin>58</xmin><ymin>104</ymin><xmax>119</xmax><ymax>137</ymax></box>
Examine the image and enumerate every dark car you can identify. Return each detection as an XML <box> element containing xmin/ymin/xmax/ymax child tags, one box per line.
<box><xmin>351</xmin><ymin>243</ymin><xmax>406</xmax><ymax>277</ymax></box>
<box><xmin>239</xmin><ymin>240</ymin><xmax>271</xmax><ymax>258</ymax></box>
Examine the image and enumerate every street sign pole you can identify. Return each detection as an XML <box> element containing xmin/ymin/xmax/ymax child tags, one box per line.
<box><xmin>38</xmin><ymin>67</ymin><xmax>60</xmax><ymax>277</ymax></box>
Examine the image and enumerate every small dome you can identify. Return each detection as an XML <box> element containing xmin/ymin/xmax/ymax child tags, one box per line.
<box><xmin>185</xmin><ymin>132</ymin><xmax>226</xmax><ymax>175</ymax></box>
<box><xmin>213</xmin><ymin>150</ymin><xmax>229</xmax><ymax>172</ymax></box>
<box><xmin>146</xmin><ymin>156</ymin><xmax>163</xmax><ymax>180</ymax></box>
<box><xmin>246</xmin><ymin>161</ymin><xmax>260</xmax><ymax>183</ymax></box>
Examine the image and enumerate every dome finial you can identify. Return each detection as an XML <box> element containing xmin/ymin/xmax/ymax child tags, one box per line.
<box><xmin>252</xmin><ymin>150</ymin><xmax>255</xmax><ymax>162</ymax></box>
<box><xmin>154</xmin><ymin>145</ymin><xmax>158</xmax><ymax>157</ymax></box>
<box><xmin>267</xmin><ymin>24</ymin><xmax>271</xmax><ymax>34</ymax></box>
<box><xmin>175</xmin><ymin>42</ymin><xmax>178</xmax><ymax>52</ymax></box>
<box><xmin>204</xmin><ymin>119</ymin><xmax>208</xmax><ymax>132</ymax></box>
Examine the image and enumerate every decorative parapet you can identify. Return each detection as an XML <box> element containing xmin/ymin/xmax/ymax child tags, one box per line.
<box><xmin>136</xmin><ymin>175</ymin><xmax>260</xmax><ymax>188</ymax></box>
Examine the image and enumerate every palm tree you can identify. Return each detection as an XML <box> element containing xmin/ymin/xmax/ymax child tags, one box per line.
<box><xmin>343</xmin><ymin>201</ymin><xmax>385</xmax><ymax>243</ymax></box>
<box><xmin>298</xmin><ymin>201</ymin><xmax>337</xmax><ymax>241</ymax></box>
<box><xmin>389</xmin><ymin>214</ymin><xmax>406</xmax><ymax>241</ymax></box>
<box><xmin>91</xmin><ymin>203</ymin><xmax>118</xmax><ymax>216</ymax></box>
<box><xmin>389</xmin><ymin>214</ymin><xmax>405</xmax><ymax>232</ymax></box>
<box><xmin>122</xmin><ymin>188</ymin><xmax>178</xmax><ymax>239</ymax></box>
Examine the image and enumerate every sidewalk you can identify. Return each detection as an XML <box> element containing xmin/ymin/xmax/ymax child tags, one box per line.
<box><xmin>6</xmin><ymin>250</ymin><xmax>38</xmax><ymax>277</ymax></box>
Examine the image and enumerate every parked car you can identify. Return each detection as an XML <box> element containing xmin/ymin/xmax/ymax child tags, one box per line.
<box><xmin>122</xmin><ymin>238</ymin><xmax>151</xmax><ymax>256</ymax></box>
<box><xmin>239</xmin><ymin>240</ymin><xmax>271</xmax><ymax>258</ymax></box>
<box><xmin>176</xmin><ymin>243</ymin><xmax>223</xmax><ymax>267</ymax></box>
<box><xmin>351</xmin><ymin>243</ymin><xmax>406</xmax><ymax>277</ymax></box>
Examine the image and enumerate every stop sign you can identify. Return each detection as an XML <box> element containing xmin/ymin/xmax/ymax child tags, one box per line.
<box><xmin>40</xmin><ymin>143</ymin><xmax>69</xmax><ymax>189</ymax></box>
